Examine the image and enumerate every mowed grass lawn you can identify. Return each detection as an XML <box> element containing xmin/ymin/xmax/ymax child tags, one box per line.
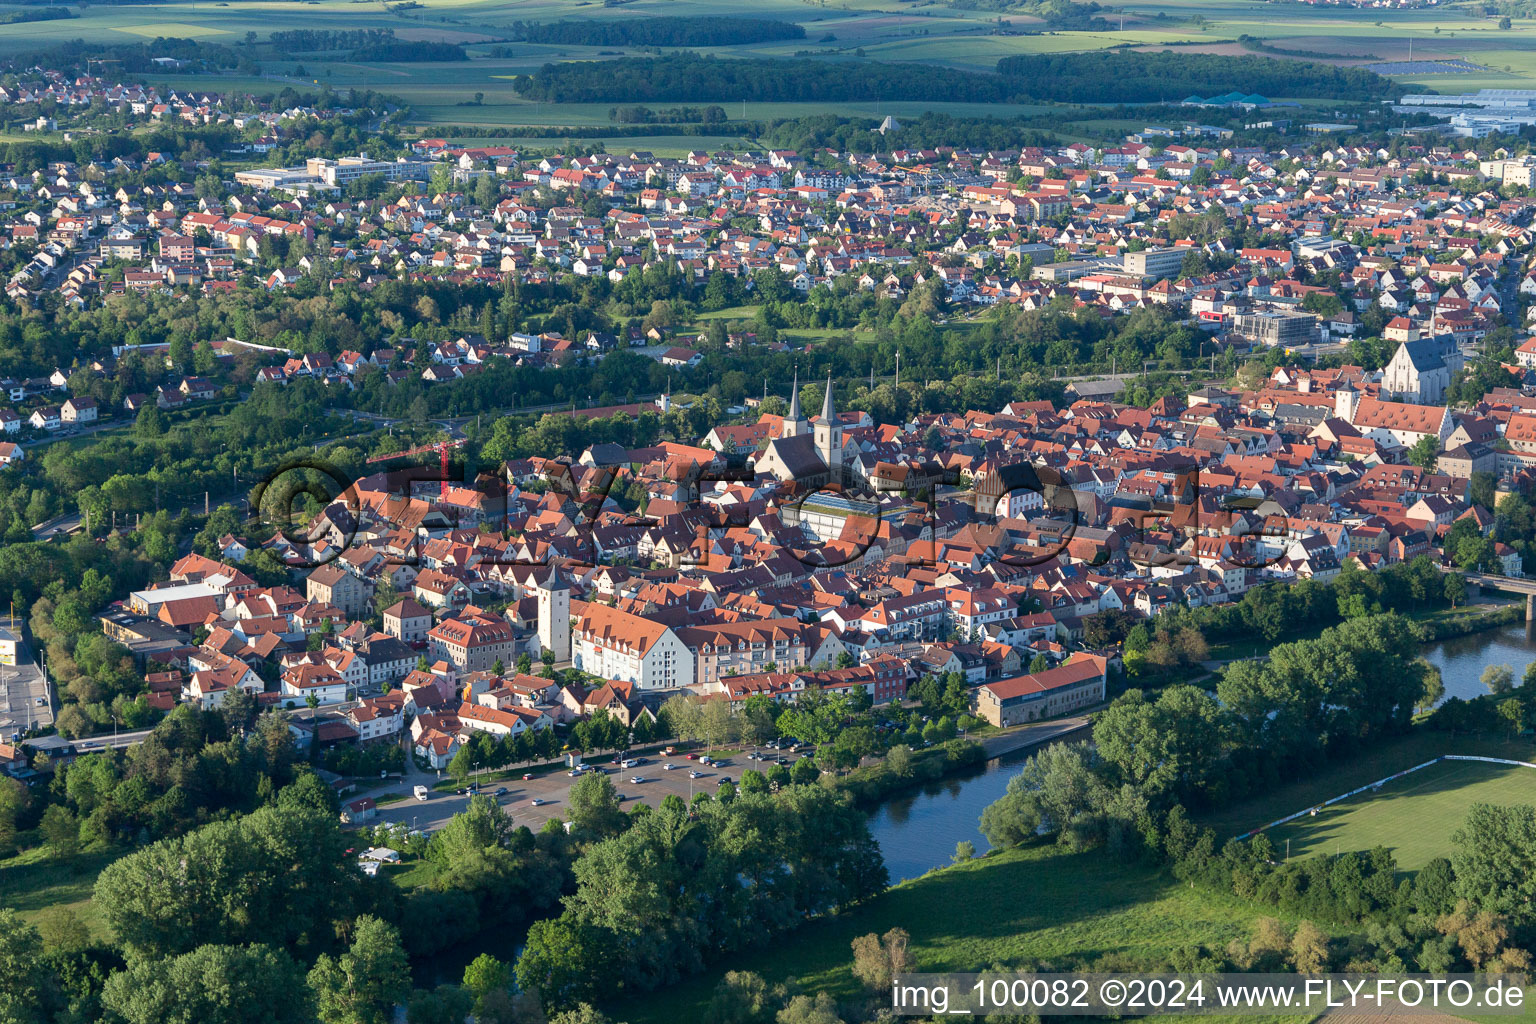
<box><xmin>621</xmin><ymin>844</ymin><xmax>1313</xmax><ymax>1024</ymax></box>
<box><xmin>1265</xmin><ymin>759</ymin><xmax>1536</xmax><ymax>869</ymax></box>
<box><xmin>1202</xmin><ymin>732</ymin><xmax>1536</xmax><ymax>839</ymax></box>
<box><xmin>0</xmin><ymin>845</ymin><xmax>120</xmax><ymax>943</ymax></box>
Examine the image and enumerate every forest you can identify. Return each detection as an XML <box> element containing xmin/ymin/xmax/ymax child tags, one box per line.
<box><xmin>501</xmin><ymin>16</ymin><xmax>806</xmax><ymax>47</ymax></box>
<box><xmin>349</xmin><ymin>41</ymin><xmax>467</xmax><ymax>62</ymax></box>
<box><xmin>510</xmin><ymin>48</ymin><xmax>1397</xmax><ymax>106</ymax></box>
<box><xmin>0</xmin><ymin>7</ymin><xmax>74</xmax><ymax>25</ymax></box>
<box><xmin>995</xmin><ymin>50</ymin><xmax>1402</xmax><ymax>102</ymax></box>
<box><xmin>511</xmin><ymin>54</ymin><xmax>1020</xmax><ymax>104</ymax></box>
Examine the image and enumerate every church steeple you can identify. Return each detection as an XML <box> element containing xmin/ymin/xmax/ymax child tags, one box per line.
<box><xmin>813</xmin><ymin>373</ymin><xmax>843</xmax><ymax>484</ymax></box>
<box><xmin>784</xmin><ymin>367</ymin><xmax>808</xmax><ymax>436</ymax></box>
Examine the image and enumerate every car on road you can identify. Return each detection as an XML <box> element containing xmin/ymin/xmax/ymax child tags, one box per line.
<box><xmin>629</xmin><ymin>775</ymin><xmax>645</xmax><ymax>784</ymax></box>
<box><xmin>530</xmin><ymin>797</ymin><xmax>545</xmax><ymax>807</ymax></box>
<box><xmin>663</xmin><ymin>763</ymin><xmax>678</xmax><ymax>770</ymax></box>
<box><xmin>413</xmin><ymin>785</ymin><xmax>429</xmax><ymax>801</ymax></box>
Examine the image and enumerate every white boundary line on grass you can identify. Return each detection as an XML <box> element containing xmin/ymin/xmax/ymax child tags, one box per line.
<box><xmin>1234</xmin><ymin>755</ymin><xmax>1536</xmax><ymax>841</ymax></box>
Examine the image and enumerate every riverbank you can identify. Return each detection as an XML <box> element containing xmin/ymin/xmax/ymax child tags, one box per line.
<box><xmin>1200</xmin><ymin>598</ymin><xmax>1520</xmax><ymax>665</ymax></box>
<box><xmin>976</xmin><ymin>715</ymin><xmax>1092</xmax><ymax>757</ymax></box>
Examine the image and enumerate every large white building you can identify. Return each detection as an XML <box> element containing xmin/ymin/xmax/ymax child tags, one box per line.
<box><xmin>573</xmin><ymin>604</ymin><xmax>693</xmax><ymax>690</ymax></box>
<box><xmin>1381</xmin><ymin>334</ymin><xmax>1461</xmax><ymax>405</ymax></box>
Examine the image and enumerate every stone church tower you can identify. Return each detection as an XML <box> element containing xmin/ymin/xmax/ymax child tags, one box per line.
<box><xmin>536</xmin><ymin>563</ymin><xmax>571</xmax><ymax>663</ymax></box>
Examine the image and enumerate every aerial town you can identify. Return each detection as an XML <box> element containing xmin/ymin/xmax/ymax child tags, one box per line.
<box><xmin>4</xmin><ymin>26</ymin><xmax>1536</xmax><ymax>1024</ymax></box>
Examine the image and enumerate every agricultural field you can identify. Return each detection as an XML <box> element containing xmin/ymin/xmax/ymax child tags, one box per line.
<box><xmin>10</xmin><ymin>0</ymin><xmax>1536</xmax><ymax>122</ymax></box>
<box><xmin>1264</xmin><ymin>759</ymin><xmax>1536</xmax><ymax>870</ymax></box>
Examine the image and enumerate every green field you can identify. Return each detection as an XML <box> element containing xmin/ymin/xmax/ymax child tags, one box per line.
<box><xmin>0</xmin><ymin>845</ymin><xmax>119</xmax><ymax>944</ymax></box>
<box><xmin>620</xmin><ymin>843</ymin><xmax>1314</xmax><ymax>1024</ymax></box>
<box><xmin>1265</xmin><ymin>759</ymin><xmax>1536</xmax><ymax>870</ymax></box>
<box><xmin>1203</xmin><ymin>733</ymin><xmax>1536</xmax><ymax>839</ymax></box>
<box><xmin>6</xmin><ymin>0</ymin><xmax>1535</xmax><ymax>128</ymax></box>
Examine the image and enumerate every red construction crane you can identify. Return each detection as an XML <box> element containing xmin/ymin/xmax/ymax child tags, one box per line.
<box><xmin>366</xmin><ymin>438</ymin><xmax>465</xmax><ymax>497</ymax></box>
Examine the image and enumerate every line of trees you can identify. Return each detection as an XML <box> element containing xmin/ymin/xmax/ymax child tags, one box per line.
<box><xmin>996</xmin><ymin>50</ymin><xmax>1402</xmax><ymax>102</ymax></box>
<box><xmin>503</xmin><ymin>17</ymin><xmax>806</xmax><ymax>47</ymax></box>
<box><xmin>512</xmin><ymin>54</ymin><xmax>1020</xmax><ymax>104</ymax></box>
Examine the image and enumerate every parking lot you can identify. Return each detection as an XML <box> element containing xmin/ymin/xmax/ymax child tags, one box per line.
<box><xmin>370</xmin><ymin>747</ymin><xmax>806</xmax><ymax>834</ymax></box>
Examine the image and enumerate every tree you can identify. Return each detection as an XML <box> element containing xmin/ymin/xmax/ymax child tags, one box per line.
<box><xmin>1407</xmin><ymin>435</ymin><xmax>1439</xmax><ymax>472</ymax></box>
<box><xmin>134</xmin><ymin>403</ymin><xmax>167</xmax><ymax>438</ymax></box>
<box><xmin>407</xmin><ymin>986</ymin><xmax>475</xmax><ymax>1024</ymax></box>
<box><xmin>700</xmin><ymin>697</ymin><xmax>736</xmax><ymax>751</ymax></box>
<box><xmin>775</xmin><ymin>993</ymin><xmax>843</xmax><ymax>1024</ymax></box>
<box><xmin>567</xmin><ymin>770</ymin><xmax>625</xmax><ymax>838</ymax></box>
<box><xmin>102</xmin><ymin>943</ymin><xmax>313</xmax><ymax>1024</ymax></box>
<box><xmin>38</xmin><ymin>804</ymin><xmax>79</xmax><ymax>856</ymax></box>
<box><xmin>1443</xmin><ymin>572</ymin><xmax>1466</xmax><ymax>609</ymax></box>
<box><xmin>661</xmin><ymin>693</ymin><xmax>704</xmax><ymax>743</ymax></box>
<box><xmin>850</xmin><ymin>927</ymin><xmax>910</xmax><ymax>992</ymax></box>
<box><xmin>516</xmin><ymin>917</ymin><xmax>602</xmax><ymax>1009</ymax></box>
<box><xmin>308</xmin><ymin>915</ymin><xmax>410</xmax><ymax>1024</ymax></box>
<box><xmin>0</xmin><ymin>909</ymin><xmax>48</xmax><ymax>1024</ymax></box>
<box><xmin>706</xmin><ymin>971</ymin><xmax>780</xmax><ymax>1024</ymax></box>
<box><xmin>979</xmin><ymin>742</ymin><xmax>1110</xmax><ymax>850</ymax></box>
<box><xmin>95</xmin><ymin>806</ymin><xmax>359</xmax><ymax>961</ymax></box>
<box><xmin>1451</xmin><ymin>803</ymin><xmax>1536</xmax><ymax>917</ymax></box>
<box><xmin>449</xmin><ymin>743</ymin><xmax>475</xmax><ymax>784</ymax></box>
<box><xmin>463</xmin><ymin>953</ymin><xmax>511</xmax><ymax>1003</ymax></box>
<box><xmin>1248</xmin><ymin>917</ymin><xmax>1291</xmax><ymax>969</ymax></box>
<box><xmin>1481</xmin><ymin>664</ymin><xmax>1514</xmax><ymax>695</ymax></box>
<box><xmin>1290</xmin><ymin>920</ymin><xmax>1331</xmax><ymax>973</ymax></box>
<box><xmin>952</xmin><ymin>840</ymin><xmax>975</xmax><ymax>863</ymax></box>
<box><xmin>885</xmin><ymin>743</ymin><xmax>913</xmax><ymax>778</ymax></box>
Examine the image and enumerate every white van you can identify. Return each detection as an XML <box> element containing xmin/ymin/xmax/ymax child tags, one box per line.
<box><xmin>413</xmin><ymin>785</ymin><xmax>429</xmax><ymax>801</ymax></box>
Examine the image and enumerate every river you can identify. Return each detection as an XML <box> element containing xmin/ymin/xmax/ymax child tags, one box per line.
<box><xmin>867</xmin><ymin>622</ymin><xmax>1536</xmax><ymax>882</ymax></box>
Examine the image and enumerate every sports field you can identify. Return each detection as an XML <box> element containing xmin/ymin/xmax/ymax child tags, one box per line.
<box><xmin>1266</xmin><ymin>759</ymin><xmax>1536</xmax><ymax>870</ymax></box>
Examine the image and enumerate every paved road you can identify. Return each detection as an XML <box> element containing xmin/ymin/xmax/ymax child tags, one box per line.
<box><xmin>69</xmin><ymin>727</ymin><xmax>156</xmax><ymax>753</ymax></box>
<box><xmin>0</xmin><ymin>617</ymin><xmax>51</xmax><ymax>738</ymax></box>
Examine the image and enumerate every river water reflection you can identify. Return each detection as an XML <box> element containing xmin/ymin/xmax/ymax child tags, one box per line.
<box><xmin>869</xmin><ymin>622</ymin><xmax>1536</xmax><ymax>882</ymax></box>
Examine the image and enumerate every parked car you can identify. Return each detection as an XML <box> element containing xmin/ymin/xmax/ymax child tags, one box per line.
<box><xmin>495</xmin><ymin>787</ymin><xmax>508</xmax><ymax>796</ymax></box>
<box><xmin>689</xmin><ymin>770</ymin><xmax>703</xmax><ymax>779</ymax></box>
<box><xmin>629</xmin><ymin>775</ymin><xmax>645</xmax><ymax>784</ymax></box>
<box><xmin>530</xmin><ymin>797</ymin><xmax>545</xmax><ymax>807</ymax></box>
<box><xmin>663</xmin><ymin>762</ymin><xmax>678</xmax><ymax>771</ymax></box>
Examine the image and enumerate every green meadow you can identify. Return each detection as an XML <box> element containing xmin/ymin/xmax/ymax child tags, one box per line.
<box><xmin>10</xmin><ymin>0</ymin><xmax>1536</xmax><ymax>130</ymax></box>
